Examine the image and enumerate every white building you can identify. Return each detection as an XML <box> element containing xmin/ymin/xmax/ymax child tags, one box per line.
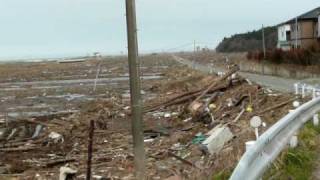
<box><xmin>277</xmin><ymin>7</ymin><xmax>320</xmax><ymax>51</ymax></box>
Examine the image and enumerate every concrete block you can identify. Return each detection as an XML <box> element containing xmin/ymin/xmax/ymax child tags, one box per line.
<box><xmin>202</xmin><ymin>125</ymin><xmax>234</xmax><ymax>155</ymax></box>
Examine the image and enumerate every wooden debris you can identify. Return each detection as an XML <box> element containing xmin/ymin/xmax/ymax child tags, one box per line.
<box><xmin>45</xmin><ymin>158</ymin><xmax>77</xmax><ymax>168</ymax></box>
<box><xmin>167</xmin><ymin>151</ymin><xmax>195</xmax><ymax>167</ymax></box>
<box><xmin>188</xmin><ymin>68</ymin><xmax>239</xmax><ymax>111</ymax></box>
<box><xmin>145</xmin><ymin>83</ymin><xmax>230</xmax><ymax>113</ymax></box>
<box><xmin>232</xmin><ymin>109</ymin><xmax>246</xmax><ymax>123</ymax></box>
<box><xmin>257</xmin><ymin>97</ymin><xmax>298</xmax><ymax>115</ymax></box>
<box><xmin>86</xmin><ymin>120</ymin><xmax>95</xmax><ymax>180</ymax></box>
<box><xmin>0</xmin><ymin>147</ymin><xmax>37</xmax><ymax>152</ymax></box>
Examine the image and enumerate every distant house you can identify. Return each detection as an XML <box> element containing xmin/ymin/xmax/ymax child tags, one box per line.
<box><xmin>277</xmin><ymin>7</ymin><xmax>320</xmax><ymax>50</ymax></box>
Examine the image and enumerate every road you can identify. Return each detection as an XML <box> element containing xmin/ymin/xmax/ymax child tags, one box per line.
<box><xmin>172</xmin><ymin>55</ymin><xmax>319</xmax><ymax>92</ymax></box>
<box><xmin>173</xmin><ymin>55</ymin><xmax>320</xmax><ymax>179</ymax></box>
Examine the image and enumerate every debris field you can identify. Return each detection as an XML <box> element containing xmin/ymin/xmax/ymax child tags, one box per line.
<box><xmin>0</xmin><ymin>55</ymin><xmax>298</xmax><ymax>179</ymax></box>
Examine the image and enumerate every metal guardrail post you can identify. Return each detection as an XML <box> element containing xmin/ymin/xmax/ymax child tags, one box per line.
<box><xmin>230</xmin><ymin>97</ymin><xmax>320</xmax><ymax>180</ymax></box>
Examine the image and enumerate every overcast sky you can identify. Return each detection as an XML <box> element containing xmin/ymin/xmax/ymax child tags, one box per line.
<box><xmin>0</xmin><ymin>0</ymin><xmax>319</xmax><ymax>60</ymax></box>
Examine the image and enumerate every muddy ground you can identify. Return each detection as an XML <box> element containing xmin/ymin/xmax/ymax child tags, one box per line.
<box><xmin>0</xmin><ymin>54</ymin><xmax>299</xmax><ymax>180</ymax></box>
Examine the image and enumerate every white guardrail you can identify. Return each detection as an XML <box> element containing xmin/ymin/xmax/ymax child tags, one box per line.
<box><xmin>294</xmin><ymin>83</ymin><xmax>320</xmax><ymax>98</ymax></box>
<box><xmin>230</xmin><ymin>83</ymin><xmax>320</xmax><ymax>180</ymax></box>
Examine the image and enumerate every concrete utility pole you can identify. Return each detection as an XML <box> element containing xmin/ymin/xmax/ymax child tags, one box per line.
<box><xmin>262</xmin><ymin>24</ymin><xmax>266</xmax><ymax>59</ymax></box>
<box><xmin>262</xmin><ymin>24</ymin><xmax>266</xmax><ymax>75</ymax></box>
<box><xmin>125</xmin><ymin>0</ymin><xmax>146</xmax><ymax>179</ymax></box>
<box><xmin>295</xmin><ymin>17</ymin><xmax>298</xmax><ymax>49</ymax></box>
<box><xmin>193</xmin><ymin>40</ymin><xmax>196</xmax><ymax>61</ymax></box>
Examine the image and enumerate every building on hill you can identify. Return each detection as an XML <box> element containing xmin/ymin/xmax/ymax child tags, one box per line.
<box><xmin>277</xmin><ymin>7</ymin><xmax>320</xmax><ymax>50</ymax></box>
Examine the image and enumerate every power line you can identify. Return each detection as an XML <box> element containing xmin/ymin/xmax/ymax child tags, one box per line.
<box><xmin>142</xmin><ymin>41</ymin><xmax>214</xmax><ymax>53</ymax></box>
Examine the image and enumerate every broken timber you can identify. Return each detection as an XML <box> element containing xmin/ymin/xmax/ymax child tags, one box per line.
<box><xmin>257</xmin><ymin>97</ymin><xmax>298</xmax><ymax>115</ymax></box>
<box><xmin>144</xmin><ymin>81</ymin><xmax>230</xmax><ymax>113</ymax></box>
<box><xmin>188</xmin><ymin>67</ymin><xmax>239</xmax><ymax>115</ymax></box>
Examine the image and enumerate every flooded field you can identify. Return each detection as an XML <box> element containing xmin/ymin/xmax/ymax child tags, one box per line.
<box><xmin>0</xmin><ymin>55</ymin><xmax>178</xmax><ymax>124</ymax></box>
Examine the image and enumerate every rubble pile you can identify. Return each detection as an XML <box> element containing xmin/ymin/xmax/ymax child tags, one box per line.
<box><xmin>0</xmin><ymin>66</ymin><xmax>297</xmax><ymax>179</ymax></box>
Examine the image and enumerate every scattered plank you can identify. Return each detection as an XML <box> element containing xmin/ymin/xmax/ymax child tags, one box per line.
<box><xmin>45</xmin><ymin>158</ymin><xmax>76</xmax><ymax>168</ymax></box>
<box><xmin>0</xmin><ymin>147</ymin><xmax>37</xmax><ymax>152</ymax></box>
<box><xmin>167</xmin><ymin>151</ymin><xmax>194</xmax><ymax>167</ymax></box>
<box><xmin>144</xmin><ymin>83</ymin><xmax>230</xmax><ymax>113</ymax></box>
<box><xmin>188</xmin><ymin>67</ymin><xmax>239</xmax><ymax>112</ymax></box>
<box><xmin>232</xmin><ymin>109</ymin><xmax>246</xmax><ymax>123</ymax></box>
<box><xmin>257</xmin><ymin>97</ymin><xmax>298</xmax><ymax>115</ymax></box>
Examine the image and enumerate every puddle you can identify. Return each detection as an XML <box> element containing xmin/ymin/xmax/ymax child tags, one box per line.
<box><xmin>46</xmin><ymin>94</ymin><xmax>86</xmax><ymax>101</ymax></box>
<box><xmin>62</xmin><ymin>74</ymin><xmax>89</xmax><ymax>79</ymax></box>
<box><xmin>118</xmin><ymin>73</ymin><xmax>164</xmax><ymax>77</ymax></box>
<box><xmin>0</xmin><ymin>75</ymin><xmax>163</xmax><ymax>88</ymax></box>
<box><xmin>32</xmin><ymin>86</ymin><xmax>63</xmax><ymax>89</ymax></box>
<box><xmin>140</xmin><ymin>66</ymin><xmax>169</xmax><ymax>70</ymax></box>
<box><xmin>7</xmin><ymin>104</ymin><xmax>53</xmax><ymax>111</ymax></box>
<box><xmin>7</xmin><ymin>110</ymin><xmax>79</xmax><ymax>119</ymax></box>
<box><xmin>1</xmin><ymin>96</ymin><xmax>15</xmax><ymax>102</ymax></box>
<box><xmin>0</xmin><ymin>87</ymin><xmax>27</xmax><ymax>91</ymax></box>
<box><xmin>122</xmin><ymin>90</ymin><xmax>157</xmax><ymax>101</ymax></box>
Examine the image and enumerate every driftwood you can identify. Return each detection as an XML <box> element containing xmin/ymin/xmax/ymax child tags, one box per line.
<box><xmin>188</xmin><ymin>68</ymin><xmax>239</xmax><ymax>111</ymax></box>
<box><xmin>167</xmin><ymin>151</ymin><xmax>194</xmax><ymax>167</ymax></box>
<box><xmin>0</xmin><ymin>146</ymin><xmax>37</xmax><ymax>152</ymax></box>
<box><xmin>232</xmin><ymin>109</ymin><xmax>246</xmax><ymax>123</ymax></box>
<box><xmin>0</xmin><ymin>141</ymin><xmax>27</xmax><ymax>148</ymax></box>
<box><xmin>257</xmin><ymin>97</ymin><xmax>298</xmax><ymax>115</ymax></box>
<box><xmin>144</xmin><ymin>82</ymin><xmax>230</xmax><ymax>113</ymax></box>
<box><xmin>45</xmin><ymin>158</ymin><xmax>76</xmax><ymax>168</ymax></box>
<box><xmin>19</xmin><ymin>119</ymin><xmax>50</xmax><ymax>127</ymax></box>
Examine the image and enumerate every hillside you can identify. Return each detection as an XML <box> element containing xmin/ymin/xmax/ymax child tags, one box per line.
<box><xmin>216</xmin><ymin>26</ymin><xmax>277</xmax><ymax>52</ymax></box>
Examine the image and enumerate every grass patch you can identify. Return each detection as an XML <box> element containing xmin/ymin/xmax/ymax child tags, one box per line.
<box><xmin>212</xmin><ymin>170</ymin><xmax>232</xmax><ymax>180</ymax></box>
<box><xmin>264</xmin><ymin>121</ymin><xmax>320</xmax><ymax>179</ymax></box>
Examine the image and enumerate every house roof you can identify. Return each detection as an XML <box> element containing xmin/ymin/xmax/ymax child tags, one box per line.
<box><xmin>297</xmin><ymin>7</ymin><xmax>320</xmax><ymax>20</ymax></box>
<box><xmin>279</xmin><ymin>7</ymin><xmax>320</xmax><ymax>25</ymax></box>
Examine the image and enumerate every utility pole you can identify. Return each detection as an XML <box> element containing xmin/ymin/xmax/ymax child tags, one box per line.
<box><xmin>295</xmin><ymin>17</ymin><xmax>298</xmax><ymax>49</ymax></box>
<box><xmin>262</xmin><ymin>24</ymin><xmax>266</xmax><ymax>59</ymax></box>
<box><xmin>262</xmin><ymin>24</ymin><xmax>266</xmax><ymax>75</ymax></box>
<box><xmin>125</xmin><ymin>0</ymin><xmax>146</xmax><ymax>179</ymax></box>
<box><xmin>193</xmin><ymin>40</ymin><xmax>196</xmax><ymax>62</ymax></box>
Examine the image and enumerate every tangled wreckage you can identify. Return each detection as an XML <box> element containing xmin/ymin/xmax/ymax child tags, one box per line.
<box><xmin>0</xmin><ymin>56</ymin><xmax>298</xmax><ymax>179</ymax></box>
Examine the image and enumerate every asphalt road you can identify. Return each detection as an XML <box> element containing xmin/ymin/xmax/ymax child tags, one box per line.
<box><xmin>172</xmin><ymin>55</ymin><xmax>320</xmax><ymax>92</ymax></box>
<box><xmin>173</xmin><ymin>55</ymin><xmax>320</xmax><ymax>178</ymax></box>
